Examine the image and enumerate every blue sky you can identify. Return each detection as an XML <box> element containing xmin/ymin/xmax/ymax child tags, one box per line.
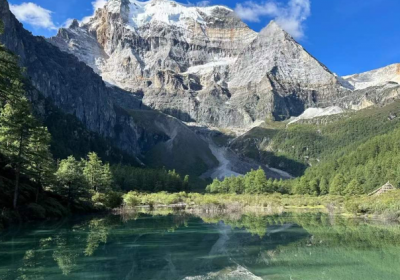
<box><xmin>7</xmin><ymin>0</ymin><xmax>400</xmax><ymax>76</ymax></box>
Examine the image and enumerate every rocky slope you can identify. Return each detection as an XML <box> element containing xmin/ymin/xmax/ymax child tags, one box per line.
<box><xmin>50</xmin><ymin>0</ymin><xmax>400</xmax><ymax>129</ymax></box>
<box><xmin>344</xmin><ymin>64</ymin><xmax>400</xmax><ymax>90</ymax></box>
<box><xmin>0</xmin><ymin>0</ymin><xmax>217</xmax><ymax>177</ymax></box>
<box><xmin>46</xmin><ymin>0</ymin><xmax>343</xmax><ymax>128</ymax></box>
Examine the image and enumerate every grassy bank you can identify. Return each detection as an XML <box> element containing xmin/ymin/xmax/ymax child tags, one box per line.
<box><xmin>122</xmin><ymin>191</ymin><xmax>400</xmax><ymax>220</ymax></box>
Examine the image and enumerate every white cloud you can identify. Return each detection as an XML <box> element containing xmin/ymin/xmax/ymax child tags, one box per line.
<box><xmin>10</xmin><ymin>2</ymin><xmax>57</xmax><ymax>30</ymax></box>
<box><xmin>92</xmin><ymin>0</ymin><xmax>108</xmax><ymax>11</ymax></box>
<box><xmin>234</xmin><ymin>0</ymin><xmax>311</xmax><ymax>39</ymax></box>
<box><xmin>81</xmin><ymin>0</ymin><xmax>108</xmax><ymax>24</ymax></box>
<box><xmin>63</xmin><ymin>18</ymin><xmax>74</xmax><ymax>28</ymax></box>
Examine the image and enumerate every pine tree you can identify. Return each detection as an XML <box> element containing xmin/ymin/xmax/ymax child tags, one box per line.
<box><xmin>206</xmin><ymin>178</ymin><xmax>221</xmax><ymax>193</ymax></box>
<box><xmin>27</xmin><ymin>126</ymin><xmax>55</xmax><ymax>202</ymax></box>
<box><xmin>0</xmin><ymin>99</ymin><xmax>40</xmax><ymax>208</ymax></box>
<box><xmin>309</xmin><ymin>178</ymin><xmax>320</xmax><ymax>196</ymax></box>
<box><xmin>244</xmin><ymin>170</ymin><xmax>256</xmax><ymax>194</ymax></box>
<box><xmin>319</xmin><ymin>177</ymin><xmax>329</xmax><ymax>195</ymax></box>
<box><xmin>55</xmin><ymin>156</ymin><xmax>88</xmax><ymax>209</ymax></box>
<box><xmin>293</xmin><ymin>177</ymin><xmax>309</xmax><ymax>195</ymax></box>
<box><xmin>83</xmin><ymin>152</ymin><xmax>104</xmax><ymax>193</ymax></box>
<box><xmin>100</xmin><ymin>163</ymin><xmax>113</xmax><ymax>193</ymax></box>
<box><xmin>183</xmin><ymin>175</ymin><xmax>189</xmax><ymax>191</ymax></box>
<box><xmin>344</xmin><ymin>179</ymin><xmax>364</xmax><ymax>196</ymax></box>
<box><xmin>233</xmin><ymin>176</ymin><xmax>245</xmax><ymax>194</ymax></box>
<box><xmin>330</xmin><ymin>173</ymin><xmax>346</xmax><ymax>195</ymax></box>
<box><xmin>254</xmin><ymin>168</ymin><xmax>268</xmax><ymax>194</ymax></box>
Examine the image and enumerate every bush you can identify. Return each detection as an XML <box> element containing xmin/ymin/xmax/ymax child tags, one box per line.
<box><xmin>123</xmin><ymin>192</ymin><xmax>141</xmax><ymax>207</ymax></box>
<box><xmin>92</xmin><ymin>192</ymin><xmax>123</xmax><ymax>209</ymax></box>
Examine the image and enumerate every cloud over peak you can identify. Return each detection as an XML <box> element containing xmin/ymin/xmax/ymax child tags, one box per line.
<box><xmin>92</xmin><ymin>0</ymin><xmax>108</xmax><ymax>11</ymax></box>
<box><xmin>10</xmin><ymin>2</ymin><xmax>57</xmax><ymax>30</ymax></box>
<box><xmin>234</xmin><ymin>0</ymin><xmax>311</xmax><ymax>39</ymax></box>
<box><xmin>81</xmin><ymin>0</ymin><xmax>108</xmax><ymax>24</ymax></box>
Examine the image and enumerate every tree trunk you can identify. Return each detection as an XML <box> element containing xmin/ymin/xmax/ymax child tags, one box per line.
<box><xmin>13</xmin><ymin>131</ymin><xmax>24</xmax><ymax>209</ymax></box>
<box><xmin>13</xmin><ymin>165</ymin><xmax>20</xmax><ymax>209</ymax></box>
<box><xmin>35</xmin><ymin>184</ymin><xmax>42</xmax><ymax>204</ymax></box>
<box><xmin>35</xmin><ymin>171</ymin><xmax>42</xmax><ymax>204</ymax></box>
<box><xmin>67</xmin><ymin>181</ymin><xmax>72</xmax><ymax>210</ymax></box>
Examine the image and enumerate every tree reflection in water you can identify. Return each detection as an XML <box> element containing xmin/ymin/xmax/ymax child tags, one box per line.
<box><xmin>1</xmin><ymin>211</ymin><xmax>400</xmax><ymax>280</ymax></box>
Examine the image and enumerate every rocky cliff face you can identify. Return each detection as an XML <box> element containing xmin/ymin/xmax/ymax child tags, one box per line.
<box><xmin>0</xmin><ymin>0</ymin><xmax>217</xmax><ymax>176</ymax></box>
<box><xmin>48</xmin><ymin>0</ymin><xmax>347</xmax><ymax>128</ymax></box>
<box><xmin>50</xmin><ymin>0</ymin><xmax>400</xmax><ymax>129</ymax></box>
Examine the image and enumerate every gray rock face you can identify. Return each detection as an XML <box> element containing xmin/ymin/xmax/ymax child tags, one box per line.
<box><xmin>228</xmin><ymin>21</ymin><xmax>351</xmax><ymax>121</ymax></box>
<box><xmin>50</xmin><ymin>0</ymin><xmax>400</xmax><ymax>129</ymax></box>
<box><xmin>0</xmin><ymin>0</ymin><xmax>217</xmax><ymax>176</ymax></box>
<box><xmin>44</xmin><ymin>0</ymin><xmax>358</xmax><ymax>128</ymax></box>
<box><xmin>47</xmin><ymin>0</ymin><xmax>267</xmax><ymax>127</ymax></box>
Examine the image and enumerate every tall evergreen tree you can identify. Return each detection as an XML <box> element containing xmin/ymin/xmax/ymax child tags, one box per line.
<box><xmin>319</xmin><ymin>177</ymin><xmax>329</xmax><ymax>195</ymax></box>
<box><xmin>83</xmin><ymin>152</ymin><xmax>112</xmax><ymax>193</ymax></box>
<box><xmin>55</xmin><ymin>156</ymin><xmax>88</xmax><ymax>209</ymax></box>
<box><xmin>344</xmin><ymin>179</ymin><xmax>364</xmax><ymax>196</ymax></box>
<box><xmin>0</xmin><ymin>21</ymin><xmax>54</xmax><ymax>208</ymax></box>
<box><xmin>183</xmin><ymin>175</ymin><xmax>190</xmax><ymax>191</ymax></box>
<box><xmin>27</xmin><ymin>126</ymin><xmax>54</xmax><ymax>202</ymax></box>
<box><xmin>244</xmin><ymin>170</ymin><xmax>256</xmax><ymax>194</ymax></box>
<box><xmin>0</xmin><ymin>99</ymin><xmax>41</xmax><ymax>208</ymax></box>
<box><xmin>330</xmin><ymin>173</ymin><xmax>346</xmax><ymax>195</ymax></box>
<box><xmin>254</xmin><ymin>168</ymin><xmax>268</xmax><ymax>194</ymax></box>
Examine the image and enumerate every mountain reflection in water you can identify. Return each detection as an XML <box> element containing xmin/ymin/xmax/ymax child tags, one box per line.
<box><xmin>1</xmin><ymin>211</ymin><xmax>400</xmax><ymax>280</ymax></box>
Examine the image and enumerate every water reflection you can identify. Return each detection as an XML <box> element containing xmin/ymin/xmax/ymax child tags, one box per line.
<box><xmin>1</xmin><ymin>211</ymin><xmax>400</xmax><ymax>280</ymax></box>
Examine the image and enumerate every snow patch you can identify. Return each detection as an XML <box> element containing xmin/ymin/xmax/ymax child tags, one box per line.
<box><xmin>127</xmin><ymin>0</ymin><xmax>232</xmax><ymax>30</ymax></box>
<box><xmin>344</xmin><ymin>63</ymin><xmax>400</xmax><ymax>90</ymax></box>
<box><xmin>183</xmin><ymin>58</ymin><xmax>236</xmax><ymax>75</ymax></box>
<box><xmin>288</xmin><ymin>106</ymin><xmax>344</xmax><ymax>125</ymax></box>
<box><xmin>107</xmin><ymin>0</ymin><xmax>122</xmax><ymax>14</ymax></box>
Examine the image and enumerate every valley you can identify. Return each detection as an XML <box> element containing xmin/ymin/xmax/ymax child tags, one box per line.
<box><xmin>1</xmin><ymin>0</ymin><xmax>400</xmax><ymax>279</ymax></box>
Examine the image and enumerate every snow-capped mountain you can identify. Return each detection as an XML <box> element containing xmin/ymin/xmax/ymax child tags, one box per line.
<box><xmin>49</xmin><ymin>0</ymin><xmax>400</xmax><ymax>128</ymax></box>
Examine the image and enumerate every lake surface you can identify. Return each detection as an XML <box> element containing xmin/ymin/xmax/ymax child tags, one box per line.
<box><xmin>1</xmin><ymin>211</ymin><xmax>400</xmax><ymax>280</ymax></box>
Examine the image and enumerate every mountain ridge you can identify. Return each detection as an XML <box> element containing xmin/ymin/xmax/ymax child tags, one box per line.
<box><xmin>49</xmin><ymin>0</ymin><xmax>400</xmax><ymax>128</ymax></box>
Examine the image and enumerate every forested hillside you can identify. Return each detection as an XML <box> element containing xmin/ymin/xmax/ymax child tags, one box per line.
<box><xmin>232</xmin><ymin>102</ymin><xmax>400</xmax><ymax>177</ymax></box>
<box><xmin>214</xmin><ymin>103</ymin><xmax>400</xmax><ymax>196</ymax></box>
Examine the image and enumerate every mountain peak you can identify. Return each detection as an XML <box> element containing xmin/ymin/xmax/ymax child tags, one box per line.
<box><xmin>69</xmin><ymin>19</ymin><xmax>80</xmax><ymax>29</ymax></box>
<box><xmin>260</xmin><ymin>20</ymin><xmax>289</xmax><ymax>38</ymax></box>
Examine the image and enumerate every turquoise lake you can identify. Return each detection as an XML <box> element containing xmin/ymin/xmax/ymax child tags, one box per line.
<box><xmin>1</xmin><ymin>212</ymin><xmax>400</xmax><ymax>280</ymax></box>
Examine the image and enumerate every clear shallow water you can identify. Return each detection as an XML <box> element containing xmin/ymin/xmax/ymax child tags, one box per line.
<box><xmin>1</xmin><ymin>212</ymin><xmax>400</xmax><ymax>280</ymax></box>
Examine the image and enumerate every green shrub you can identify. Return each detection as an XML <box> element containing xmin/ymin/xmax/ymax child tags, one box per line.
<box><xmin>123</xmin><ymin>192</ymin><xmax>141</xmax><ymax>207</ymax></box>
<box><xmin>92</xmin><ymin>192</ymin><xmax>123</xmax><ymax>209</ymax></box>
